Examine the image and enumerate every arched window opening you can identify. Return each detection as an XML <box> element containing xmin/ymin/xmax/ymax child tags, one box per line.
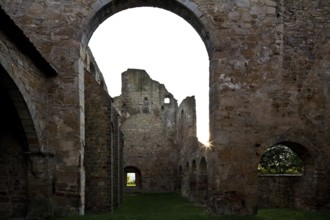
<box><xmin>124</xmin><ymin>166</ymin><xmax>142</xmax><ymax>191</ymax></box>
<box><xmin>257</xmin><ymin>142</ymin><xmax>315</xmax><ymax>209</ymax></box>
<box><xmin>185</xmin><ymin>161</ymin><xmax>190</xmax><ymax>172</ymax></box>
<box><xmin>192</xmin><ymin>160</ymin><xmax>197</xmax><ymax>174</ymax></box>
<box><xmin>197</xmin><ymin>157</ymin><xmax>208</xmax><ymax>204</ymax></box>
<box><xmin>199</xmin><ymin>157</ymin><xmax>207</xmax><ymax>175</ymax></box>
<box><xmin>258</xmin><ymin>144</ymin><xmax>304</xmax><ymax>175</ymax></box>
<box><xmin>142</xmin><ymin>97</ymin><xmax>149</xmax><ymax>113</ymax></box>
<box><xmin>189</xmin><ymin>160</ymin><xmax>197</xmax><ymax>201</ymax></box>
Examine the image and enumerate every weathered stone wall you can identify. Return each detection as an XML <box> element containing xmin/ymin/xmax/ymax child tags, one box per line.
<box><xmin>111</xmin><ymin>108</ymin><xmax>123</xmax><ymax>209</ymax></box>
<box><xmin>84</xmin><ymin>71</ymin><xmax>112</xmax><ymax>213</ymax></box>
<box><xmin>204</xmin><ymin>0</ymin><xmax>330</xmax><ymax>214</ymax></box>
<box><xmin>1</xmin><ymin>2</ymin><xmax>86</xmax><ymax>215</ymax></box>
<box><xmin>84</xmin><ymin>65</ymin><xmax>123</xmax><ymax>213</ymax></box>
<box><xmin>177</xmin><ymin>96</ymin><xmax>200</xmax><ymax>198</ymax></box>
<box><xmin>177</xmin><ymin>96</ymin><xmax>198</xmax><ymax>154</ymax></box>
<box><xmin>258</xmin><ymin>175</ymin><xmax>302</xmax><ymax>209</ymax></box>
<box><xmin>114</xmin><ymin>69</ymin><xmax>178</xmax><ymax>192</ymax></box>
<box><xmin>0</xmin><ymin>11</ymin><xmax>56</xmax><ymax>218</ymax></box>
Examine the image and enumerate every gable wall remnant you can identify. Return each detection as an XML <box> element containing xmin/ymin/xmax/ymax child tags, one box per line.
<box><xmin>114</xmin><ymin>69</ymin><xmax>179</xmax><ymax>192</ymax></box>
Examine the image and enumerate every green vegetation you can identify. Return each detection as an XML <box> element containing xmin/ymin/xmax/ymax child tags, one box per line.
<box><xmin>126</xmin><ymin>173</ymin><xmax>136</xmax><ymax>187</ymax></box>
<box><xmin>56</xmin><ymin>193</ymin><xmax>330</xmax><ymax>220</ymax></box>
<box><xmin>259</xmin><ymin>145</ymin><xmax>303</xmax><ymax>174</ymax></box>
<box><xmin>126</xmin><ymin>183</ymin><xmax>136</xmax><ymax>187</ymax></box>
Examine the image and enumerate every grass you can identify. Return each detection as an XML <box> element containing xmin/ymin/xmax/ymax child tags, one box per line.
<box><xmin>56</xmin><ymin>193</ymin><xmax>330</xmax><ymax>220</ymax></box>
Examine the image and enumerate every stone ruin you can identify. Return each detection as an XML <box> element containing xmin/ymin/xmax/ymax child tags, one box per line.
<box><xmin>113</xmin><ymin>69</ymin><xmax>206</xmax><ymax>195</ymax></box>
<box><xmin>0</xmin><ymin>0</ymin><xmax>330</xmax><ymax>219</ymax></box>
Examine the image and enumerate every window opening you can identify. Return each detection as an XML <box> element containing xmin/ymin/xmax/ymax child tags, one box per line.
<box><xmin>258</xmin><ymin>144</ymin><xmax>304</xmax><ymax>175</ymax></box>
<box><xmin>164</xmin><ymin>97</ymin><xmax>170</xmax><ymax>104</ymax></box>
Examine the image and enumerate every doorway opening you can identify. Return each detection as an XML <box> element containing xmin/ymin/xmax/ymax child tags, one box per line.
<box><xmin>126</xmin><ymin>173</ymin><xmax>136</xmax><ymax>187</ymax></box>
<box><xmin>124</xmin><ymin>166</ymin><xmax>142</xmax><ymax>192</ymax></box>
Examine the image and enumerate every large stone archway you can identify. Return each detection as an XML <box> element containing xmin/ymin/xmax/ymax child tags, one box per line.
<box><xmin>0</xmin><ymin>67</ymin><xmax>29</xmax><ymax>219</ymax></box>
<box><xmin>83</xmin><ymin>0</ymin><xmax>213</xmax><ymax>53</ymax></box>
<box><xmin>0</xmin><ymin>65</ymin><xmax>54</xmax><ymax>219</ymax></box>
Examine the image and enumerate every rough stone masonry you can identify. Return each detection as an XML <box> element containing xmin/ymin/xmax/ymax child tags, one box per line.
<box><xmin>0</xmin><ymin>0</ymin><xmax>329</xmax><ymax>219</ymax></box>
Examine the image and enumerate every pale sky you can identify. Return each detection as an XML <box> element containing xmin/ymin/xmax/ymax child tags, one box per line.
<box><xmin>89</xmin><ymin>7</ymin><xmax>209</xmax><ymax>144</ymax></box>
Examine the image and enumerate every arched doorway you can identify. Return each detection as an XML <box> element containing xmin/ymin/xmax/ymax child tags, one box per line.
<box><xmin>197</xmin><ymin>157</ymin><xmax>208</xmax><ymax>204</ymax></box>
<box><xmin>124</xmin><ymin>166</ymin><xmax>142</xmax><ymax>193</ymax></box>
<box><xmin>0</xmin><ymin>66</ymin><xmax>28</xmax><ymax>218</ymax></box>
<box><xmin>189</xmin><ymin>160</ymin><xmax>197</xmax><ymax>201</ymax></box>
<box><xmin>181</xmin><ymin>162</ymin><xmax>190</xmax><ymax>198</ymax></box>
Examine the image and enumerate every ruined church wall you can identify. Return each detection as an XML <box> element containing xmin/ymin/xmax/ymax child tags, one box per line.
<box><xmin>84</xmin><ymin>70</ymin><xmax>123</xmax><ymax>213</ymax></box>
<box><xmin>1</xmin><ymin>2</ymin><xmax>87</xmax><ymax>215</ymax></box>
<box><xmin>114</xmin><ymin>69</ymin><xmax>178</xmax><ymax>192</ymax></box>
<box><xmin>0</xmin><ymin>30</ymin><xmax>49</xmax><ymax>153</ymax></box>
<box><xmin>176</xmin><ymin>96</ymin><xmax>199</xmax><ymax>173</ymax></box>
<box><xmin>203</xmin><ymin>0</ymin><xmax>330</xmax><ymax>213</ymax></box>
<box><xmin>176</xmin><ymin>96</ymin><xmax>199</xmax><ymax>199</ymax></box>
<box><xmin>258</xmin><ymin>175</ymin><xmax>303</xmax><ymax>209</ymax></box>
<box><xmin>0</xmin><ymin>24</ymin><xmax>56</xmax><ymax>219</ymax></box>
<box><xmin>255</xmin><ymin>0</ymin><xmax>330</xmax><ymax>209</ymax></box>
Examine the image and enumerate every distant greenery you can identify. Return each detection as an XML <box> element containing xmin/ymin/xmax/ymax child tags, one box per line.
<box><xmin>127</xmin><ymin>173</ymin><xmax>136</xmax><ymax>187</ymax></box>
<box><xmin>55</xmin><ymin>193</ymin><xmax>330</xmax><ymax>220</ymax></box>
<box><xmin>259</xmin><ymin>145</ymin><xmax>303</xmax><ymax>175</ymax></box>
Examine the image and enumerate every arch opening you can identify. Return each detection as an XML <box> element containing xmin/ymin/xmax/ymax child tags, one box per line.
<box><xmin>258</xmin><ymin>143</ymin><xmax>304</xmax><ymax>175</ymax></box>
<box><xmin>257</xmin><ymin>141</ymin><xmax>316</xmax><ymax>209</ymax></box>
<box><xmin>84</xmin><ymin>1</ymin><xmax>211</xmax><ymax>54</ymax></box>
<box><xmin>124</xmin><ymin>166</ymin><xmax>142</xmax><ymax>193</ymax></box>
<box><xmin>0</xmin><ymin>66</ymin><xmax>29</xmax><ymax>219</ymax></box>
<box><xmin>197</xmin><ymin>157</ymin><xmax>208</xmax><ymax>204</ymax></box>
<box><xmin>88</xmin><ymin>5</ymin><xmax>210</xmax><ymax>145</ymax></box>
<box><xmin>189</xmin><ymin>160</ymin><xmax>197</xmax><ymax>201</ymax></box>
<box><xmin>83</xmin><ymin>0</ymin><xmax>213</xmax><ymax>211</ymax></box>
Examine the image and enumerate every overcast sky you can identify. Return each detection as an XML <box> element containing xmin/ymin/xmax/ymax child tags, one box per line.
<box><xmin>89</xmin><ymin>7</ymin><xmax>209</xmax><ymax>144</ymax></box>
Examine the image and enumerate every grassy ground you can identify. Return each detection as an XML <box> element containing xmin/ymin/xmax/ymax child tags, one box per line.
<box><xmin>56</xmin><ymin>193</ymin><xmax>330</xmax><ymax>220</ymax></box>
